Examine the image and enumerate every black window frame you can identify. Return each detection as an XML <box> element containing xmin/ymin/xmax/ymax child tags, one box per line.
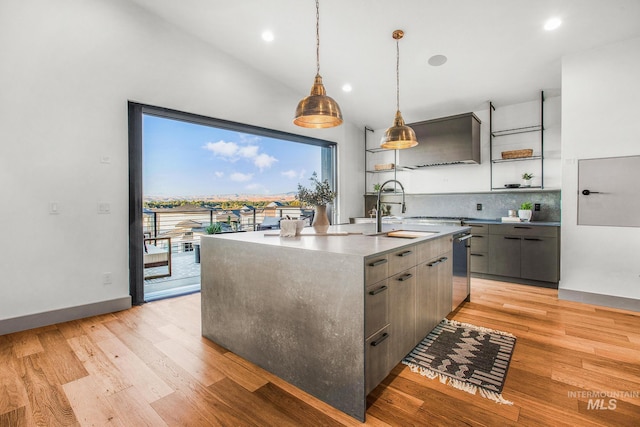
<box><xmin>128</xmin><ymin>102</ymin><xmax>337</xmax><ymax>304</ymax></box>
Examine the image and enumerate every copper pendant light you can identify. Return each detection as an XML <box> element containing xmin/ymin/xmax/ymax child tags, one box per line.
<box><xmin>294</xmin><ymin>0</ymin><xmax>343</xmax><ymax>128</ymax></box>
<box><xmin>380</xmin><ymin>30</ymin><xmax>418</xmax><ymax>149</ymax></box>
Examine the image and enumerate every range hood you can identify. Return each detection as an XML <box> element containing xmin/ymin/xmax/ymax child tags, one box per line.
<box><xmin>398</xmin><ymin>112</ymin><xmax>481</xmax><ymax>167</ymax></box>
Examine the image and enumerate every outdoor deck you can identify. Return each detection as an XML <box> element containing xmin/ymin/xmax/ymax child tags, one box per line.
<box><xmin>144</xmin><ymin>251</ymin><xmax>201</xmax><ymax>301</ymax></box>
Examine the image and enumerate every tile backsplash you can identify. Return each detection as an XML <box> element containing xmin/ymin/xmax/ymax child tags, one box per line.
<box><xmin>364</xmin><ymin>190</ymin><xmax>561</xmax><ymax>222</ymax></box>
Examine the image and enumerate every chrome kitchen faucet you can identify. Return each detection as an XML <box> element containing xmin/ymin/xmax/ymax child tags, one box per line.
<box><xmin>376</xmin><ymin>179</ymin><xmax>406</xmax><ymax>232</ymax></box>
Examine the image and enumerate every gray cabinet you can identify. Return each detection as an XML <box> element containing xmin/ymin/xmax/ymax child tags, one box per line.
<box><xmin>483</xmin><ymin>224</ymin><xmax>560</xmax><ymax>284</ymax></box>
<box><xmin>415</xmin><ymin>261</ymin><xmax>438</xmax><ymax>340</ymax></box>
<box><xmin>364</xmin><ymin>236</ymin><xmax>453</xmax><ymax>395</ymax></box>
<box><xmin>416</xmin><ymin>248</ymin><xmax>453</xmax><ymax>340</ymax></box>
<box><xmin>488</xmin><ymin>235</ymin><xmax>521</xmax><ymax>277</ymax></box>
<box><xmin>468</xmin><ymin>223</ymin><xmax>489</xmax><ymax>274</ymax></box>
<box><xmin>365</xmin><ymin>326</ymin><xmax>390</xmax><ymax>395</ymax></box>
<box><xmin>437</xmin><ymin>253</ymin><xmax>453</xmax><ymax>320</ymax></box>
<box><xmin>365</xmin><ymin>280</ymin><xmax>389</xmax><ymax>339</ymax></box>
<box><xmin>521</xmin><ymin>237</ymin><xmax>558</xmax><ymax>282</ymax></box>
<box><xmin>388</xmin><ymin>267</ymin><xmax>417</xmax><ymax>364</ymax></box>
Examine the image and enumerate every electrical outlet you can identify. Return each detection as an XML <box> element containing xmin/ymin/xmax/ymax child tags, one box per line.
<box><xmin>534</xmin><ymin>203</ymin><xmax>541</xmax><ymax>211</ymax></box>
<box><xmin>103</xmin><ymin>272</ymin><xmax>112</xmax><ymax>285</ymax></box>
<box><xmin>476</xmin><ymin>203</ymin><xmax>482</xmax><ymax>210</ymax></box>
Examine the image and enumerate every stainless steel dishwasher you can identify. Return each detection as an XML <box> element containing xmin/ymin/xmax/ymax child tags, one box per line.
<box><xmin>452</xmin><ymin>231</ymin><xmax>472</xmax><ymax>310</ymax></box>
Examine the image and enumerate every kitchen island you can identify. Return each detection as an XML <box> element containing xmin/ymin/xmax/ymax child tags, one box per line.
<box><xmin>200</xmin><ymin>222</ymin><xmax>469</xmax><ymax>421</ymax></box>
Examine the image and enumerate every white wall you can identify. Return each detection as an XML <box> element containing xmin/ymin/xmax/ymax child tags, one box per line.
<box><xmin>561</xmin><ymin>36</ymin><xmax>640</xmax><ymax>300</ymax></box>
<box><xmin>366</xmin><ymin>96</ymin><xmax>561</xmax><ymax>194</ymax></box>
<box><xmin>0</xmin><ymin>0</ymin><xmax>363</xmax><ymax>323</ymax></box>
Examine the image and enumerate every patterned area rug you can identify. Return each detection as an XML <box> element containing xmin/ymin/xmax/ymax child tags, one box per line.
<box><xmin>402</xmin><ymin>319</ymin><xmax>516</xmax><ymax>404</ymax></box>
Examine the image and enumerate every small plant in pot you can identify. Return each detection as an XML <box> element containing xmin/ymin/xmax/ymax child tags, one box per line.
<box><xmin>518</xmin><ymin>201</ymin><xmax>533</xmax><ymax>222</ymax></box>
<box><xmin>521</xmin><ymin>172</ymin><xmax>534</xmax><ymax>187</ymax></box>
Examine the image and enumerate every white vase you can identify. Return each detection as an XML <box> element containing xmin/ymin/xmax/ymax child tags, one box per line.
<box><xmin>521</xmin><ymin>179</ymin><xmax>532</xmax><ymax>188</ymax></box>
<box><xmin>518</xmin><ymin>209</ymin><xmax>532</xmax><ymax>222</ymax></box>
<box><xmin>312</xmin><ymin>205</ymin><xmax>330</xmax><ymax>234</ymax></box>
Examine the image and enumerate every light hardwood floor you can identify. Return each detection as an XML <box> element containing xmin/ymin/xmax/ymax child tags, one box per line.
<box><xmin>1</xmin><ymin>278</ymin><xmax>639</xmax><ymax>426</ymax></box>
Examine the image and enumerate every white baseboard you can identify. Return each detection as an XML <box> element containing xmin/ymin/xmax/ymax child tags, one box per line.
<box><xmin>0</xmin><ymin>297</ymin><xmax>132</xmax><ymax>335</ymax></box>
<box><xmin>559</xmin><ymin>289</ymin><xmax>640</xmax><ymax>313</ymax></box>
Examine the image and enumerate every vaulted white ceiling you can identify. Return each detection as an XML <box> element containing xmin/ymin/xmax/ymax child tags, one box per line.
<box><xmin>128</xmin><ymin>0</ymin><xmax>640</xmax><ymax>129</ymax></box>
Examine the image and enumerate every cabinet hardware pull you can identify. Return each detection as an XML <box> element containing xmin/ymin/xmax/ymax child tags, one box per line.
<box><xmin>474</xmin><ymin>235</ymin><xmax>484</xmax><ymax>238</ymax></box>
<box><xmin>514</xmin><ymin>226</ymin><xmax>531</xmax><ymax>229</ymax></box>
<box><xmin>427</xmin><ymin>260</ymin><xmax>440</xmax><ymax>267</ymax></box>
<box><xmin>469</xmin><ymin>225</ymin><xmax>484</xmax><ymax>228</ymax></box>
<box><xmin>470</xmin><ymin>253</ymin><xmax>484</xmax><ymax>256</ymax></box>
<box><xmin>439</xmin><ymin>256</ymin><xmax>448</xmax><ymax>262</ymax></box>
<box><xmin>371</xmin><ymin>333</ymin><xmax>389</xmax><ymax>347</ymax></box>
<box><xmin>505</xmin><ymin>237</ymin><xmax>521</xmax><ymax>240</ymax></box>
<box><xmin>369</xmin><ymin>259</ymin><xmax>387</xmax><ymax>267</ymax></box>
<box><xmin>524</xmin><ymin>238</ymin><xmax>543</xmax><ymax>241</ymax></box>
<box><xmin>397</xmin><ymin>273</ymin><xmax>413</xmax><ymax>281</ymax></box>
<box><xmin>369</xmin><ymin>285</ymin><xmax>388</xmax><ymax>295</ymax></box>
<box><xmin>398</xmin><ymin>250</ymin><xmax>413</xmax><ymax>257</ymax></box>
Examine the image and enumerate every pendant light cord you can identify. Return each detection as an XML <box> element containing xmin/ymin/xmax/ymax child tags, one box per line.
<box><xmin>316</xmin><ymin>0</ymin><xmax>320</xmax><ymax>75</ymax></box>
<box><xmin>396</xmin><ymin>38</ymin><xmax>400</xmax><ymax>112</ymax></box>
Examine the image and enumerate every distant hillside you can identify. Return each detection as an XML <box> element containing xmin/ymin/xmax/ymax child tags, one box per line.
<box><xmin>143</xmin><ymin>193</ymin><xmax>300</xmax><ymax>209</ymax></box>
<box><xmin>144</xmin><ymin>192</ymin><xmax>297</xmax><ymax>202</ymax></box>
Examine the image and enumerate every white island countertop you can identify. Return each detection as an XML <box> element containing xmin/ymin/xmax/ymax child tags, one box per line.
<box><xmin>204</xmin><ymin>222</ymin><xmax>469</xmax><ymax>257</ymax></box>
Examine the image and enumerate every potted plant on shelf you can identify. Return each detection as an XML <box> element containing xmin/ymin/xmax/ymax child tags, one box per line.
<box><xmin>297</xmin><ymin>172</ymin><xmax>336</xmax><ymax>234</ymax></box>
<box><xmin>518</xmin><ymin>201</ymin><xmax>533</xmax><ymax>222</ymax></box>
<box><xmin>521</xmin><ymin>172</ymin><xmax>534</xmax><ymax>187</ymax></box>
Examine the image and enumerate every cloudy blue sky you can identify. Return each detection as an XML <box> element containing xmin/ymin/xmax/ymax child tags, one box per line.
<box><xmin>143</xmin><ymin>115</ymin><xmax>323</xmax><ymax>197</ymax></box>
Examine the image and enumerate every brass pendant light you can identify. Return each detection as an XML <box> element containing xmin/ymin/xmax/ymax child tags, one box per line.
<box><xmin>380</xmin><ymin>30</ymin><xmax>418</xmax><ymax>149</ymax></box>
<box><xmin>294</xmin><ymin>0</ymin><xmax>343</xmax><ymax>128</ymax></box>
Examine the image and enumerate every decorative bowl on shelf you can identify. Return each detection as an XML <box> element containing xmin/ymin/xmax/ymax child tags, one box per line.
<box><xmin>504</xmin><ymin>183</ymin><xmax>521</xmax><ymax>188</ymax></box>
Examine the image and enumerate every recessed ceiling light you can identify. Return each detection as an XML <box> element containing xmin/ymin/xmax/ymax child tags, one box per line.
<box><xmin>428</xmin><ymin>54</ymin><xmax>447</xmax><ymax>67</ymax></box>
<box><xmin>342</xmin><ymin>83</ymin><xmax>352</xmax><ymax>92</ymax></box>
<box><xmin>262</xmin><ymin>30</ymin><xmax>274</xmax><ymax>42</ymax></box>
<box><xmin>544</xmin><ymin>17</ymin><xmax>562</xmax><ymax>31</ymax></box>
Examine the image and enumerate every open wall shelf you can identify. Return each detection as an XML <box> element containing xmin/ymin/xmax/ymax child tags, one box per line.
<box><xmin>489</xmin><ymin>91</ymin><xmax>545</xmax><ymax>190</ymax></box>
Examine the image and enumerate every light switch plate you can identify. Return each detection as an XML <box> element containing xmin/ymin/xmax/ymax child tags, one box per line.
<box><xmin>49</xmin><ymin>201</ymin><xmax>60</xmax><ymax>214</ymax></box>
<box><xmin>97</xmin><ymin>202</ymin><xmax>111</xmax><ymax>214</ymax></box>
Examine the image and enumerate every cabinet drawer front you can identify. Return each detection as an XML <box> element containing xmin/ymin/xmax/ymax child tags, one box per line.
<box><xmin>365</xmin><ymin>325</ymin><xmax>390</xmax><ymax>395</ymax></box>
<box><xmin>489</xmin><ymin>224</ymin><xmax>558</xmax><ymax>237</ymax></box>
<box><xmin>416</xmin><ymin>236</ymin><xmax>452</xmax><ymax>264</ymax></box>
<box><xmin>465</xmin><ymin>223</ymin><xmax>488</xmax><ymax>235</ymax></box>
<box><xmin>470</xmin><ymin>253</ymin><xmax>488</xmax><ymax>274</ymax></box>
<box><xmin>365</xmin><ymin>280</ymin><xmax>389</xmax><ymax>338</ymax></box>
<box><xmin>388</xmin><ymin>247</ymin><xmax>417</xmax><ymax>276</ymax></box>
<box><xmin>470</xmin><ymin>235</ymin><xmax>488</xmax><ymax>252</ymax></box>
<box><xmin>365</xmin><ymin>255</ymin><xmax>389</xmax><ymax>286</ymax></box>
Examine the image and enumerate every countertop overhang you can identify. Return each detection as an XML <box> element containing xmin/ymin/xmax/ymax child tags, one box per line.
<box><xmin>202</xmin><ymin>223</ymin><xmax>469</xmax><ymax>258</ymax></box>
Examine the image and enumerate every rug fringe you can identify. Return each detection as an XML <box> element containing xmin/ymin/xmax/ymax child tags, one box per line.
<box><xmin>444</xmin><ymin>318</ymin><xmax>516</xmax><ymax>338</ymax></box>
<box><xmin>479</xmin><ymin>387</ymin><xmax>514</xmax><ymax>405</ymax></box>
<box><xmin>402</xmin><ymin>361</ymin><xmax>514</xmax><ymax>406</ymax></box>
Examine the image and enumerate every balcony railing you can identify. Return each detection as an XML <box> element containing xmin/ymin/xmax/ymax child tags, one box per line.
<box><xmin>142</xmin><ymin>206</ymin><xmax>315</xmax><ymax>287</ymax></box>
